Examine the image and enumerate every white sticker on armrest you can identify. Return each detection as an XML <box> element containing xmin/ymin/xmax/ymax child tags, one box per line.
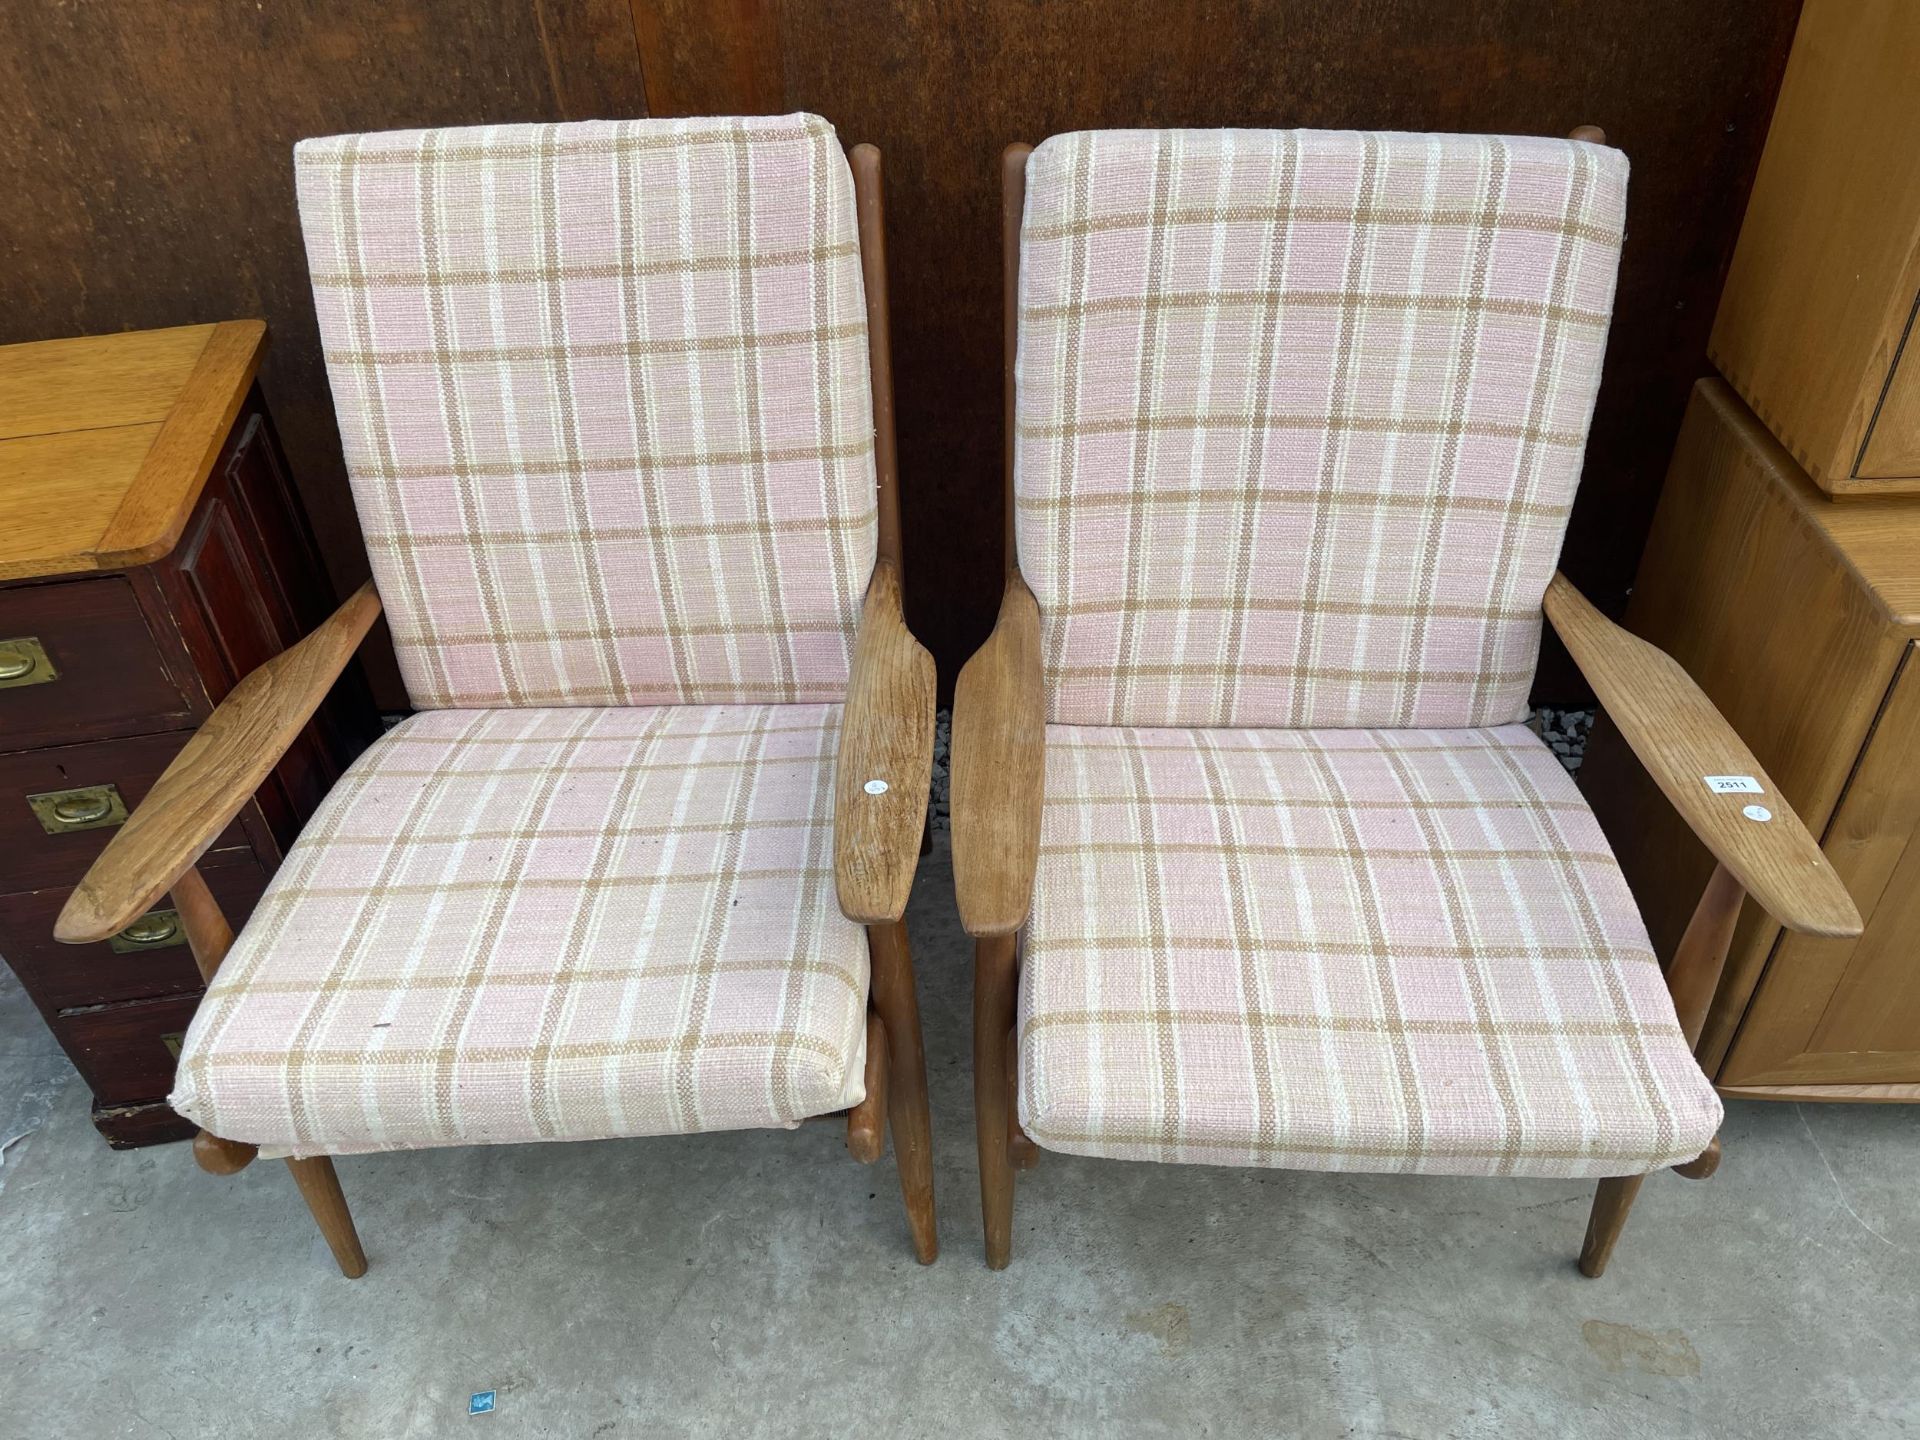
<box><xmin>1704</xmin><ymin>775</ymin><xmax>1763</xmax><ymax>794</ymax></box>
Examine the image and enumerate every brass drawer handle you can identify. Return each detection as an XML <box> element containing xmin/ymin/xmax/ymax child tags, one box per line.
<box><xmin>0</xmin><ymin>637</ymin><xmax>57</xmax><ymax>689</ymax></box>
<box><xmin>26</xmin><ymin>783</ymin><xmax>129</xmax><ymax>835</ymax></box>
<box><xmin>161</xmin><ymin>1032</ymin><xmax>185</xmax><ymax>1060</ymax></box>
<box><xmin>108</xmin><ymin>909</ymin><xmax>185</xmax><ymax>954</ymax></box>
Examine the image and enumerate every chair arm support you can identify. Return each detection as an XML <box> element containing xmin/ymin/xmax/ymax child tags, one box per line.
<box><xmin>834</xmin><ymin>559</ymin><xmax>936</xmax><ymax>924</ymax></box>
<box><xmin>952</xmin><ymin>571</ymin><xmax>1045</xmax><ymax>938</ymax></box>
<box><xmin>1542</xmin><ymin>571</ymin><xmax>1861</xmax><ymax>938</ymax></box>
<box><xmin>54</xmin><ymin>581</ymin><xmax>383</xmax><ymax>945</ymax></box>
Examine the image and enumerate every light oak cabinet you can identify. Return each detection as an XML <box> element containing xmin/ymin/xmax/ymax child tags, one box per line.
<box><xmin>1707</xmin><ymin>0</ymin><xmax>1920</xmax><ymax>495</ymax></box>
<box><xmin>1583</xmin><ymin>380</ymin><xmax>1920</xmax><ymax>1098</ymax></box>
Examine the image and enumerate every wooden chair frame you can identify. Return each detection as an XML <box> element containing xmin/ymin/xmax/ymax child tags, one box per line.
<box><xmin>952</xmin><ymin>131</ymin><xmax>1862</xmax><ymax>1273</ymax></box>
<box><xmin>55</xmin><ymin>143</ymin><xmax>939</xmax><ymax>1275</ymax></box>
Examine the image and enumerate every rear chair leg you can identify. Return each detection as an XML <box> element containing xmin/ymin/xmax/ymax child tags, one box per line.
<box><xmin>974</xmin><ymin>933</ymin><xmax>1018</xmax><ymax>1269</ymax></box>
<box><xmin>868</xmin><ymin>919</ymin><xmax>938</xmax><ymax>1264</ymax></box>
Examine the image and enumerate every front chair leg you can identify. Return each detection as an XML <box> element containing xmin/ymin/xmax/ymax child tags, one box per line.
<box><xmin>286</xmin><ymin>1156</ymin><xmax>369</xmax><ymax>1278</ymax></box>
<box><xmin>974</xmin><ymin>933</ymin><xmax>1018</xmax><ymax>1269</ymax></box>
<box><xmin>868</xmin><ymin>919</ymin><xmax>937</xmax><ymax>1264</ymax></box>
<box><xmin>1578</xmin><ymin>1174</ymin><xmax>1645</xmax><ymax>1279</ymax></box>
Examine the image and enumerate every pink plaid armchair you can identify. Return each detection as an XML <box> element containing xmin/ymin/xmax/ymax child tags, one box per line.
<box><xmin>952</xmin><ymin>128</ymin><xmax>1860</xmax><ymax>1271</ymax></box>
<box><xmin>58</xmin><ymin>115</ymin><xmax>939</xmax><ymax>1273</ymax></box>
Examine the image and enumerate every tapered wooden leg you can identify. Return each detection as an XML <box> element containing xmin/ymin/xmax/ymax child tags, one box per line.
<box><xmin>1578</xmin><ymin>1174</ymin><xmax>1645</xmax><ymax>1278</ymax></box>
<box><xmin>868</xmin><ymin>919</ymin><xmax>937</xmax><ymax>1264</ymax></box>
<box><xmin>975</xmin><ymin>932</ymin><xmax>1018</xmax><ymax>1269</ymax></box>
<box><xmin>286</xmin><ymin>1156</ymin><xmax>368</xmax><ymax>1279</ymax></box>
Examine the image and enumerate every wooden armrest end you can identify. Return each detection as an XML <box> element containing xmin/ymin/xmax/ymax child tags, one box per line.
<box><xmin>834</xmin><ymin>560</ymin><xmax>936</xmax><ymax>925</ymax></box>
<box><xmin>54</xmin><ymin>581</ymin><xmax>382</xmax><ymax>945</ymax></box>
<box><xmin>1543</xmin><ymin>571</ymin><xmax>1860</xmax><ymax>939</ymax></box>
<box><xmin>951</xmin><ymin>572</ymin><xmax>1045</xmax><ymax>938</ymax></box>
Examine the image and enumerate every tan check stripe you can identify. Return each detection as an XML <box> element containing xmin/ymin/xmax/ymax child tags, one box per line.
<box><xmin>1014</xmin><ymin>129</ymin><xmax>1628</xmax><ymax>728</ymax></box>
<box><xmin>1017</xmin><ymin>724</ymin><xmax>1721</xmax><ymax>1179</ymax></box>
<box><xmin>295</xmin><ymin>114</ymin><xmax>876</xmax><ymax>710</ymax></box>
<box><xmin>169</xmin><ymin>706</ymin><xmax>869</xmax><ymax>1155</ymax></box>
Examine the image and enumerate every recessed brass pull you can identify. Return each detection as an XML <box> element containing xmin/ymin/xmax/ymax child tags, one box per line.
<box><xmin>26</xmin><ymin>783</ymin><xmax>129</xmax><ymax>834</ymax></box>
<box><xmin>108</xmin><ymin>909</ymin><xmax>185</xmax><ymax>954</ymax></box>
<box><xmin>161</xmin><ymin>1032</ymin><xmax>185</xmax><ymax>1060</ymax></box>
<box><xmin>0</xmin><ymin>637</ymin><xmax>56</xmax><ymax>688</ymax></box>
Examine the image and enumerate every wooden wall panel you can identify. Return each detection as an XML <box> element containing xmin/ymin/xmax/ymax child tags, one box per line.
<box><xmin>0</xmin><ymin>1</ymin><xmax>645</xmax><ymax>709</ymax></box>
<box><xmin>4</xmin><ymin>2</ymin><xmax>1796</xmax><ymax>704</ymax></box>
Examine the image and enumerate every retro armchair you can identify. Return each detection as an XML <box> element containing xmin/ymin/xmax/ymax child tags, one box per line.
<box><xmin>56</xmin><ymin>115</ymin><xmax>938</xmax><ymax>1274</ymax></box>
<box><xmin>953</xmin><ymin>127</ymin><xmax>1861</xmax><ymax>1272</ymax></box>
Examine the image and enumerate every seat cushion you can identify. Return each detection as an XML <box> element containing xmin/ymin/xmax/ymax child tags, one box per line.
<box><xmin>169</xmin><ymin>705</ymin><xmax>868</xmax><ymax>1156</ymax></box>
<box><xmin>1018</xmin><ymin>724</ymin><xmax>1721</xmax><ymax>1178</ymax></box>
<box><xmin>296</xmin><ymin>115</ymin><xmax>876</xmax><ymax>710</ymax></box>
<box><xmin>1015</xmin><ymin>129</ymin><xmax>1628</xmax><ymax>729</ymax></box>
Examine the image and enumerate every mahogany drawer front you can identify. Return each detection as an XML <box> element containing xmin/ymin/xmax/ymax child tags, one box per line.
<box><xmin>0</xmin><ymin>576</ymin><xmax>195</xmax><ymax>749</ymax></box>
<box><xmin>0</xmin><ymin>851</ymin><xmax>267</xmax><ymax>1010</ymax></box>
<box><xmin>0</xmin><ymin>730</ymin><xmax>248</xmax><ymax>892</ymax></box>
<box><xmin>52</xmin><ymin>990</ymin><xmax>202</xmax><ymax>1100</ymax></box>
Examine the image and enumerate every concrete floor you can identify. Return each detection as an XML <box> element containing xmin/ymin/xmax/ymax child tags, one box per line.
<box><xmin>1</xmin><ymin>841</ymin><xmax>1915</xmax><ymax>1439</ymax></box>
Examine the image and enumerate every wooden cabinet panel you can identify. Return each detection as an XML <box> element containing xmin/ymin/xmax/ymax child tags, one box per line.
<box><xmin>0</xmin><ymin>576</ymin><xmax>191</xmax><ymax>748</ymax></box>
<box><xmin>1584</xmin><ymin>379</ymin><xmax>1920</xmax><ymax>1095</ymax></box>
<box><xmin>1721</xmin><ymin>647</ymin><xmax>1920</xmax><ymax>1085</ymax></box>
<box><xmin>51</xmin><ymin>991</ymin><xmax>203</xmax><ymax>1101</ymax></box>
<box><xmin>1707</xmin><ymin>0</ymin><xmax>1920</xmax><ymax>493</ymax></box>
<box><xmin>1859</xmin><ymin>340</ymin><xmax>1920</xmax><ymax>479</ymax></box>
<box><xmin>1582</xmin><ymin>382</ymin><xmax>1907</xmax><ymax>994</ymax></box>
<box><xmin>160</xmin><ymin>400</ymin><xmax>377</xmax><ymax>847</ymax></box>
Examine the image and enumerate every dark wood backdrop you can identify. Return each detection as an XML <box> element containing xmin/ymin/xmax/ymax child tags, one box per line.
<box><xmin>1</xmin><ymin>1</ymin><xmax>1800</xmax><ymax>707</ymax></box>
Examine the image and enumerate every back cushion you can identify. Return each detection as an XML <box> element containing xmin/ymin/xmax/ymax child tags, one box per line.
<box><xmin>1015</xmin><ymin>129</ymin><xmax>1627</xmax><ymax>728</ymax></box>
<box><xmin>297</xmin><ymin>115</ymin><xmax>876</xmax><ymax>709</ymax></box>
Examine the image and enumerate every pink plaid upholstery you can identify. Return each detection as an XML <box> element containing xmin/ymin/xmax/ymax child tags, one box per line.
<box><xmin>297</xmin><ymin>115</ymin><xmax>876</xmax><ymax>710</ymax></box>
<box><xmin>1018</xmin><ymin>725</ymin><xmax>1721</xmax><ymax>1177</ymax></box>
<box><xmin>1015</xmin><ymin>129</ymin><xmax>1627</xmax><ymax>727</ymax></box>
<box><xmin>169</xmin><ymin>706</ymin><xmax>868</xmax><ymax>1155</ymax></box>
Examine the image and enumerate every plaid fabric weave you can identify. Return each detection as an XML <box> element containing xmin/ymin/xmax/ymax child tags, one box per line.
<box><xmin>1016</xmin><ymin>129</ymin><xmax>1627</xmax><ymax>727</ymax></box>
<box><xmin>297</xmin><ymin>115</ymin><xmax>876</xmax><ymax>710</ymax></box>
<box><xmin>1018</xmin><ymin>725</ymin><xmax>1721</xmax><ymax>1177</ymax></box>
<box><xmin>169</xmin><ymin>706</ymin><xmax>869</xmax><ymax>1155</ymax></box>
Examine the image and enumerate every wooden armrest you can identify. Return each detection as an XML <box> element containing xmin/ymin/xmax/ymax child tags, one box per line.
<box><xmin>54</xmin><ymin>582</ymin><xmax>383</xmax><ymax>944</ymax></box>
<box><xmin>1543</xmin><ymin>572</ymin><xmax>1861</xmax><ymax>938</ymax></box>
<box><xmin>834</xmin><ymin>559</ymin><xmax>936</xmax><ymax>924</ymax></box>
<box><xmin>951</xmin><ymin>572</ymin><xmax>1044</xmax><ymax>937</ymax></box>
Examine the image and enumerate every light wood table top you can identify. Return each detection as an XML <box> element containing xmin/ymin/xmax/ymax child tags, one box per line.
<box><xmin>0</xmin><ymin>321</ymin><xmax>267</xmax><ymax>581</ymax></box>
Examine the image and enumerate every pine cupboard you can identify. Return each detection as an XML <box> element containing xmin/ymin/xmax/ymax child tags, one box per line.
<box><xmin>1582</xmin><ymin>379</ymin><xmax>1920</xmax><ymax>1097</ymax></box>
<box><xmin>1707</xmin><ymin>0</ymin><xmax>1920</xmax><ymax>495</ymax></box>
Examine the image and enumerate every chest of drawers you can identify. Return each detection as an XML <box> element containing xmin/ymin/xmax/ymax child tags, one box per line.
<box><xmin>0</xmin><ymin>323</ymin><xmax>379</xmax><ymax>1146</ymax></box>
